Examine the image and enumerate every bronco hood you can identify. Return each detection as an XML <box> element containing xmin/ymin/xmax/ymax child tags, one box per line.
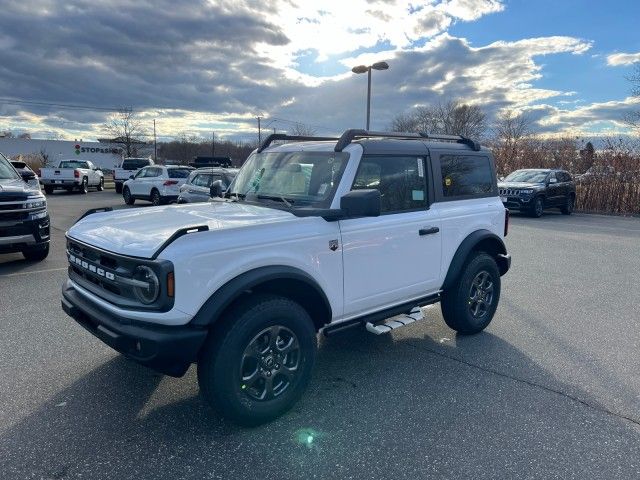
<box><xmin>67</xmin><ymin>201</ymin><xmax>297</xmax><ymax>258</ymax></box>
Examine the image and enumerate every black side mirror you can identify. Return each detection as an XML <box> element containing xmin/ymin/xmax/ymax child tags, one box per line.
<box><xmin>21</xmin><ymin>171</ymin><xmax>36</xmax><ymax>182</ymax></box>
<box><xmin>340</xmin><ymin>189</ymin><xmax>381</xmax><ymax>218</ymax></box>
<box><xmin>209</xmin><ymin>180</ymin><xmax>224</xmax><ymax>198</ymax></box>
<box><xmin>129</xmin><ymin>175</ymin><xmax>135</xmax><ymax>180</ymax></box>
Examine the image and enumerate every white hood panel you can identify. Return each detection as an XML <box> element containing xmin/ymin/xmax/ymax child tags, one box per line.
<box><xmin>67</xmin><ymin>201</ymin><xmax>296</xmax><ymax>258</ymax></box>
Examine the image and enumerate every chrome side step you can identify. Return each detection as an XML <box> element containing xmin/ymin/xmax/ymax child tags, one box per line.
<box><xmin>365</xmin><ymin>306</ymin><xmax>429</xmax><ymax>335</ymax></box>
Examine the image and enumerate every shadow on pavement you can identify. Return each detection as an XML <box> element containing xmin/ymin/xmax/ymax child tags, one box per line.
<box><xmin>1</xmin><ymin>326</ymin><xmax>639</xmax><ymax>479</ymax></box>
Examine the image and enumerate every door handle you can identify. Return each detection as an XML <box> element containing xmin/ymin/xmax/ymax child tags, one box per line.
<box><xmin>419</xmin><ymin>227</ymin><xmax>440</xmax><ymax>236</ymax></box>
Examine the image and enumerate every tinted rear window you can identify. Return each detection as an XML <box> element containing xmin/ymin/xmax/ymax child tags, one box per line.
<box><xmin>440</xmin><ymin>155</ymin><xmax>494</xmax><ymax>198</ymax></box>
<box><xmin>60</xmin><ymin>161</ymin><xmax>89</xmax><ymax>169</ymax></box>
<box><xmin>168</xmin><ymin>168</ymin><xmax>192</xmax><ymax>178</ymax></box>
<box><xmin>122</xmin><ymin>159</ymin><xmax>151</xmax><ymax>169</ymax></box>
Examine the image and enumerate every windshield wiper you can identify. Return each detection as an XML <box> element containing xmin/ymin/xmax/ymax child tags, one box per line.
<box><xmin>256</xmin><ymin>195</ymin><xmax>293</xmax><ymax>208</ymax></box>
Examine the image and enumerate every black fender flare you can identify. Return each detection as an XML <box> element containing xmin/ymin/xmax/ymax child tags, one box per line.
<box><xmin>441</xmin><ymin>230</ymin><xmax>509</xmax><ymax>291</ymax></box>
<box><xmin>189</xmin><ymin>265</ymin><xmax>332</xmax><ymax>327</ymax></box>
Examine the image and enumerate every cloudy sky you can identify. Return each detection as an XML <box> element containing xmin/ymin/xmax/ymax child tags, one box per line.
<box><xmin>0</xmin><ymin>0</ymin><xmax>639</xmax><ymax>142</ymax></box>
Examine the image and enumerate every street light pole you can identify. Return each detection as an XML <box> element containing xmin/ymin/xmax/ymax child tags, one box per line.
<box><xmin>352</xmin><ymin>61</ymin><xmax>389</xmax><ymax>131</ymax></box>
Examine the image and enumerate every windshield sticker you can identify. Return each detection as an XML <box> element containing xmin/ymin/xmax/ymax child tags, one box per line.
<box><xmin>417</xmin><ymin>158</ymin><xmax>424</xmax><ymax>177</ymax></box>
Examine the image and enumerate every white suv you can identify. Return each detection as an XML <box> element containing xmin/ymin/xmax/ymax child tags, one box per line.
<box><xmin>62</xmin><ymin>130</ymin><xmax>511</xmax><ymax>425</ymax></box>
<box><xmin>122</xmin><ymin>165</ymin><xmax>193</xmax><ymax>206</ymax></box>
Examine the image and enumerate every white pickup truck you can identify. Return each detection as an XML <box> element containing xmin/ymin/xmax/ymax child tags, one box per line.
<box><xmin>113</xmin><ymin>157</ymin><xmax>154</xmax><ymax>193</ymax></box>
<box><xmin>40</xmin><ymin>160</ymin><xmax>104</xmax><ymax>194</ymax></box>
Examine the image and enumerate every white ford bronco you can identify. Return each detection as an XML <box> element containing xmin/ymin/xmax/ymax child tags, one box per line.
<box><xmin>62</xmin><ymin>130</ymin><xmax>511</xmax><ymax>425</ymax></box>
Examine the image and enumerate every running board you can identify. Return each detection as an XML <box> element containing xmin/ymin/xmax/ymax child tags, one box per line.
<box><xmin>365</xmin><ymin>307</ymin><xmax>428</xmax><ymax>335</ymax></box>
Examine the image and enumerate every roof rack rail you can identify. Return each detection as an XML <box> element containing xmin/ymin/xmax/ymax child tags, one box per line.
<box><xmin>334</xmin><ymin>129</ymin><xmax>481</xmax><ymax>152</ymax></box>
<box><xmin>257</xmin><ymin>133</ymin><xmax>339</xmax><ymax>153</ymax></box>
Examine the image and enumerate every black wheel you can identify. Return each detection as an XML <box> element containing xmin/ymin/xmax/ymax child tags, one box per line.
<box><xmin>441</xmin><ymin>253</ymin><xmax>501</xmax><ymax>335</ymax></box>
<box><xmin>197</xmin><ymin>294</ymin><xmax>317</xmax><ymax>426</ymax></box>
<box><xmin>97</xmin><ymin>177</ymin><xmax>104</xmax><ymax>191</ymax></box>
<box><xmin>529</xmin><ymin>196</ymin><xmax>544</xmax><ymax>217</ymax></box>
<box><xmin>22</xmin><ymin>244</ymin><xmax>49</xmax><ymax>262</ymax></box>
<box><xmin>44</xmin><ymin>185</ymin><xmax>53</xmax><ymax>195</ymax></box>
<box><xmin>115</xmin><ymin>182</ymin><xmax>123</xmax><ymax>194</ymax></box>
<box><xmin>150</xmin><ymin>189</ymin><xmax>161</xmax><ymax>206</ymax></box>
<box><xmin>80</xmin><ymin>177</ymin><xmax>88</xmax><ymax>194</ymax></box>
<box><xmin>123</xmin><ymin>186</ymin><xmax>135</xmax><ymax>205</ymax></box>
<box><xmin>560</xmin><ymin>195</ymin><xmax>574</xmax><ymax>215</ymax></box>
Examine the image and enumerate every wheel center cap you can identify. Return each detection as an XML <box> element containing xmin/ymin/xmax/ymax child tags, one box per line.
<box><xmin>263</xmin><ymin>355</ymin><xmax>275</xmax><ymax>368</ymax></box>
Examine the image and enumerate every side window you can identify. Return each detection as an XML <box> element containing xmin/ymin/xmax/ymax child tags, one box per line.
<box><xmin>548</xmin><ymin>172</ymin><xmax>556</xmax><ymax>183</ymax></box>
<box><xmin>440</xmin><ymin>155</ymin><xmax>493</xmax><ymax>198</ymax></box>
<box><xmin>147</xmin><ymin>167</ymin><xmax>161</xmax><ymax>178</ymax></box>
<box><xmin>134</xmin><ymin>168</ymin><xmax>147</xmax><ymax>179</ymax></box>
<box><xmin>352</xmin><ymin>156</ymin><xmax>428</xmax><ymax>214</ymax></box>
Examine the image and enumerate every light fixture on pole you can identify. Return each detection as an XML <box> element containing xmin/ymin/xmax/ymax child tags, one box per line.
<box><xmin>351</xmin><ymin>61</ymin><xmax>389</xmax><ymax>130</ymax></box>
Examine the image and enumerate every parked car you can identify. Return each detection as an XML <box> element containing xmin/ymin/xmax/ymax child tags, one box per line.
<box><xmin>0</xmin><ymin>152</ymin><xmax>50</xmax><ymax>261</ymax></box>
<box><xmin>113</xmin><ymin>157</ymin><xmax>154</xmax><ymax>193</ymax></box>
<box><xmin>40</xmin><ymin>160</ymin><xmax>104</xmax><ymax>194</ymax></box>
<box><xmin>10</xmin><ymin>160</ymin><xmax>41</xmax><ymax>190</ymax></box>
<box><xmin>122</xmin><ymin>165</ymin><xmax>194</xmax><ymax>206</ymax></box>
<box><xmin>62</xmin><ymin>129</ymin><xmax>511</xmax><ymax>425</ymax></box>
<box><xmin>177</xmin><ymin>167</ymin><xmax>239</xmax><ymax>203</ymax></box>
<box><xmin>498</xmin><ymin>168</ymin><xmax>576</xmax><ymax>217</ymax></box>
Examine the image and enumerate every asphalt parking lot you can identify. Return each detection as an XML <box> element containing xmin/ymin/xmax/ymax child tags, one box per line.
<box><xmin>1</xmin><ymin>190</ymin><xmax>639</xmax><ymax>479</ymax></box>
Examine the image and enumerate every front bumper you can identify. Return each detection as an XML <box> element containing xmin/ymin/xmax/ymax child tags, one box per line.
<box><xmin>61</xmin><ymin>280</ymin><xmax>207</xmax><ymax>377</ymax></box>
<box><xmin>0</xmin><ymin>215</ymin><xmax>50</xmax><ymax>254</ymax></box>
<box><xmin>500</xmin><ymin>195</ymin><xmax>533</xmax><ymax>210</ymax></box>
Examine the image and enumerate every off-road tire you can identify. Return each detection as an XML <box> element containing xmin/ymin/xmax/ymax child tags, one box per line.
<box><xmin>97</xmin><ymin>177</ymin><xmax>104</xmax><ymax>191</ymax></box>
<box><xmin>123</xmin><ymin>186</ymin><xmax>135</xmax><ymax>205</ymax></box>
<box><xmin>441</xmin><ymin>253</ymin><xmax>501</xmax><ymax>335</ymax></box>
<box><xmin>22</xmin><ymin>244</ymin><xmax>49</xmax><ymax>262</ymax></box>
<box><xmin>79</xmin><ymin>177</ymin><xmax>88</xmax><ymax>194</ymax></box>
<box><xmin>197</xmin><ymin>294</ymin><xmax>317</xmax><ymax>426</ymax></box>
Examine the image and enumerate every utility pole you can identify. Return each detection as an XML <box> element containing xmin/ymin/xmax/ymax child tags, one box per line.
<box><xmin>256</xmin><ymin>116</ymin><xmax>263</xmax><ymax>145</ymax></box>
<box><xmin>153</xmin><ymin>119</ymin><xmax>157</xmax><ymax>161</ymax></box>
<box><xmin>212</xmin><ymin>131</ymin><xmax>215</xmax><ymax>158</ymax></box>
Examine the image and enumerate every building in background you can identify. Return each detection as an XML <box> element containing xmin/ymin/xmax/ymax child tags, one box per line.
<box><xmin>0</xmin><ymin>138</ymin><xmax>153</xmax><ymax>171</ymax></box>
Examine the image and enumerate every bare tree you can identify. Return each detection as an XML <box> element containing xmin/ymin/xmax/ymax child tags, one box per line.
<box><xmin>390</xmin><ymin>100</ymin><xmax>487</xmax><ymax>138</ymax></box>
<box><xmin>624</xmin><ymin>64</ymin><xmax>640</xmax><ymax>132</ymax></box>
<box><xmin>491</xmin><ymin>110</ymin><xmax>531</xmax><ymax>172</ymax></box>
<box><xmin>104</xmin><ymin>108</ymin><xmax>147</xmax><ymax>157</ymax></box>
<box><xmin>288</xmin><ymin>122</ymin><xmax>317</xmax><ymax>136</ymax></box>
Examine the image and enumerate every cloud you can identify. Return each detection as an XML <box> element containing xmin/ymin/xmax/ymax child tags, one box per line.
<box><xmin>607</xmin><ymin>52</ymin><xmax>640</xmax><ymax>66</ymax></box>
<box><xmin>0</xmin><ymin>0</ymin><xmax>631</xmax><ymax>141</ymax></box>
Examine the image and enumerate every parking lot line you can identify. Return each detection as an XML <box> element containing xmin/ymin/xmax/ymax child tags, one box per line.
<box><xmin>1</xmin><ymin>267</ymin><xmax>67</xmax><ymax>278</ymax></box>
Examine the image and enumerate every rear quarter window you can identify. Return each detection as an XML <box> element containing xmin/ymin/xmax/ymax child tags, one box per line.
<box><xmin>439</xmin><ymin>154</ymin><xmax>494</xmax><ymax>199</ymax></box>
<box><xmin>168</xmin><ymin>168</ymin><xmax>192</xmax><ymax>179</ymax></box>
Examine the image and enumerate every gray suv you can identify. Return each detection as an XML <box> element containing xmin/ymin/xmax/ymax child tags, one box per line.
<box><xmin>177</xmin><ymin>167</ymin><xmax>238</xmax><ymax>203</ymax></box>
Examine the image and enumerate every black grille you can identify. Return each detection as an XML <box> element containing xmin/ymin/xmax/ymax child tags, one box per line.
<box><xmin>0</xmin><ymin>203</ymin><xmax>24</xmax><ymax>211</ymax></box>
<box><xmin>0</xmin><ymin>211</ymin><xmax>28</xmax><ymax>221</ymax></box>
<box><xmin>0</xmin><ymin>194</ymin><xmax>28</xmax><ymax>202</ymax></box>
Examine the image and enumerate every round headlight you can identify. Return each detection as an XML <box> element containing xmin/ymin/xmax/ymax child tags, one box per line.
<box><xmin>132</xmin><ymin>266</ymin><xmax>160</xmax><ymax>304</ymax></box>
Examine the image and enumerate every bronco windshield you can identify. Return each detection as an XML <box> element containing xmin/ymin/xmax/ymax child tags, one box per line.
<box><xmin>229</xmin><ymin>151</ymin><xmax>349</xmax><ymax>208</ymax></box>
<box><xmin>504</xmin><ymin>170</ymin><xmax>549</xmax><ymax>183</ymax></box>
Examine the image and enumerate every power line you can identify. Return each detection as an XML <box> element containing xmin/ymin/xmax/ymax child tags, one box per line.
<box><xmin>0</xmin><ymin>98</ymin><xmax>126</xmax><ymax>112</ymax></box>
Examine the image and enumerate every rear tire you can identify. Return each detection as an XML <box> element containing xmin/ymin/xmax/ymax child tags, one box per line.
<box><xmin>123</xmin><ymin>186</ymin><xmax>135</xmax><ymax>205</ymax></box>
<box><xmin>560</xmin><ymin>195</ymin><xmax>574</xmax><ymax>215</ymax></box>
<box><xmin>150</xmin><ymin>189</ymin><xmax>161</xmax><ymax>206</ymax></box>
<box><xmin>115</xmin><ymin>182</ymin><xmax>123</xmax><ymax>194</ymax></box>
<box><xmin>97</xmin><ymin>177</ymin><xmax>104</xmax><ymax>191</ymax></box>
<box><xmin>79</xmin><ymin>177</ymin><xmax>88</xmax><ymax>194</ymax></box>
<box><xmin>441</xmin><ymin>253</ymin><xmax>501</xmax><ymax>335</ymax></box>
<box><xmin>22</xmin><ymin>243</ymin><xmax>49</xmax><ymax>262</ymax></box>
<box><xmin>197</xmin><ymin>294</ymin><xmax>317</xmax><ymax>426</ymax></box>
<box><xmin>44</xmin><ymin>185</ymin><xmax>53</xmax><ymax>195</ymax></box>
